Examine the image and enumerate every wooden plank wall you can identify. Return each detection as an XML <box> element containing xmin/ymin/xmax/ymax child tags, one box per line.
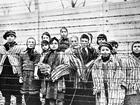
<box><xmin>0</xmin><ymin>0</ymin><xmax>140</xmax><ymax>55</ymax></box>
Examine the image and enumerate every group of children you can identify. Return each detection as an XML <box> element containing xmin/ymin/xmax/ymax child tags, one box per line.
<box><xmin>0</xmin><ymin>27</ymin><xmax>140</xmax><ymax>105</ymax></box>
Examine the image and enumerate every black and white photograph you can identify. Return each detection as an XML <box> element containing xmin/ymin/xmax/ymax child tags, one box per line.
<box><xmin>0</xmin><ymin>0</ymin><xmax>140</xmax><ymax>105</ymax></box>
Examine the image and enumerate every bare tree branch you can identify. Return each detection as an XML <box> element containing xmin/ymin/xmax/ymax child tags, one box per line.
<box><xmin>77</xmin><ymin>0</ymin><xmax>86</xmax><ymax>7</ymax></box>
<box><xmin>71</xmin><ymin>0</ymin><xmax>78</xmax><ymax>8</ymax></box>
<box><xmin>83</xmin><ymin>0</ymin><xmax>86</xmax><ymax>6</ymax></box>
<box><xmin>59</xmin><ymin>0</ymin><xmax>65</xmax><ymax>9</ymax></box>
<box><xmin>23</xmin><ymin>0</ymin><xmax>33</xmax><ymax>12</ymax></box>
<box><xmin>1</xmin><ymin>3</ymin><xmax>10</xmax><ymax>15</ymax></box>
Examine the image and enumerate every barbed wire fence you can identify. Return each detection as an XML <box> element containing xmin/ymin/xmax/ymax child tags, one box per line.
<box><xmin>0</xmin><ymin>0</ymin><xmax>140</xmax><ymax>105</ymax></box>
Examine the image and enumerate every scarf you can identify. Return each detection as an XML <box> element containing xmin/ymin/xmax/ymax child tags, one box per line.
<box><xmin>43</xmin><ymin>49</ymin><xmax>56</xmax><ymax>64</ymax></box>
<box><xmin>26</xmin><ymin>48</ymin><xmax>36</xmax><ymax>61</ymax></box>
<box><xmin>4</xmin><ymin>41</ymin><xmax>17</xmax><ymax>51</ymax></box>
<box><xmin>132</xmin><ymin>52</ymin><xmax>140</xmax><ymax>58</ymax></box>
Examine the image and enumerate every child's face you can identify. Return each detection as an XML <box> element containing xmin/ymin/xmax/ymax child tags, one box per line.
<box><xmin>100</xmin><ymin>46</ymin><xmax>111</xmax><ymax>58</ymax></box>
<box><xmin>133</xmin><ymin>43</ymin><xmax>140</xmax><ymax>54</ymax></box>
<box><xmin>42</xmin><ymin>35</ymin><xmax>50</xmax><ymax>42</ymax></box>
<box><xmin>80</xmin><ymin>38</ymin><xmax>89</xmax><ymax>48</ymax></box>
<box><xmin>112</xmin><ymin>44</ymin><xmax>118</xmax><ymax>53</ymax></box>
<box><xmin>50</xmin><ymin>40</ymin><xmax>59</xmax><ymax>50</ymax></box>
<box><xmin>70</xmin><ymin>37</ymin><xmax>78</xmax><ymax>48</ymax></box>
<box><xmin>42</xmin><ymin>44</ymin><xmax>49</xmax><ymax>51</ymax></box>
<box><xmin>98</xmin><ymin>38</ymin><xmax>106</xmax><ymax>45</ymax></box>
<box><xmin>60</xmin><ymin>28</ymin><xmax>68</xmax><ymax>38</ymax></box>
<box><xmin>27</xmin><ymin>38</ymin><xmax>36</xmax><ymax>49</ymax></box>
<box><xmin>6</xmin><ymin>35</ymin><xmax>15</xmax><ymax>42</ymax></box>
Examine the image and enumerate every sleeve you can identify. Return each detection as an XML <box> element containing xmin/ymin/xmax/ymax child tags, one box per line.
<box><xmin>91</xmin><ymin>48</ymin><xmax>99</xmax><ymax>60</ymax></box>
<box><xmin>115</xmin><ymin>60</ymin><xmax>127</xmax><ymax>90</ymax></box>
<box><xmin>18</xmin><ymin>52</ymin><xmax>24</xmax><ymax>77</ymax></box>
<box><xmin>34</xmin><ymin>52</ymin><xmax>41</xmax><ymax>64</ymax></box>
<box><xmin>92</xmin><ymin>63</ymin><xmax>101</xmax><ymax>94</ymax></box>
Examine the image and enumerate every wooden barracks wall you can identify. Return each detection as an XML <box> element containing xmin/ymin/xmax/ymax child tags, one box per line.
<box><xmin>0</xmin><ymin>0</ymin><xmax>140</xmax><ymax>55</ymax></box>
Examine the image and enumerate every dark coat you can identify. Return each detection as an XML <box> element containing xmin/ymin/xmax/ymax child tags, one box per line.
<box><xmin>42</xmin><ymin>51</ymin><xmax>65</xmax><ymax>100</ymax></box>
<box><xmin>20</xmin><ymin>50</ymin><xmax>41</xmax><ymax>94</ymax></box>
<box><xmin>59</xmin><ymin>37</ymin><xmax>70</xmax><ymax>52</ymax></box>
<box><xmin>0</xmin><ymin>43</ymin><xmax>23</xmax><ymax>96</ymax></box>
<box><xmin>80</xmin><ymin>47</ymin><xmax>98</xmax><ymax>64</ymax></box>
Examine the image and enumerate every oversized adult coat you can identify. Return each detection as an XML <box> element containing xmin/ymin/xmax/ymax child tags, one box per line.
<box><xmin>42</xmin><ymin>50</ymin><xmax>69</xmax><ymax>100</ymax></box>
<box><xmin>122</xmin><ymin>54</ymin><xmax>140</xmax><ymax>105</ymax></box>
<box><xmin>20</xmin><ymin>50</ymin><xmax>41</xmax><ymax>94</ymax></box>
<box><xmin>123</xmin><ymin>54</ymin><xmax>140</xmax><ymax>95</ymax></box>
<box><xmin>0</xmin><ymin>43</ymin><xmax>23</xmax><ymax>96</ymax></box>
<box><xmin>92</xmin><ymin>55</ymin><xmax>126</xmax><ymax>105</ymax></box>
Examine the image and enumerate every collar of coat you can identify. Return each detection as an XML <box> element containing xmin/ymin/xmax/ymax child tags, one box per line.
<box><xmin>130</xmin><ymin>53</ymin><xmax>140</xmax><ymax>62</ymax></box>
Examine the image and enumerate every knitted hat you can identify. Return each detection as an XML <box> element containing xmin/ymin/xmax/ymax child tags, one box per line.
<box><xmin>3</xmin><ymin>30</ymin><xmax>16</xmax><ymax>40</ymax></box>
<box><xmin>99</xmin><ymin>42</ymin><xmax>113</xmax><ymax>50</ymax></box>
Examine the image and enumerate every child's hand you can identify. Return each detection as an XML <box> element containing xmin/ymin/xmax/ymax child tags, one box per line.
<box><xmin>19</xmin><ymin>77</ymin><xmax>23</xmax><ymax>83</ymax></box>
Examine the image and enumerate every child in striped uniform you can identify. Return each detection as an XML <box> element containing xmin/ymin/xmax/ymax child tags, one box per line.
<box><xmin>92</xmin><ymin>42</ymin><xmax>126</xmax><ymax>105</ymax></box>
<box><xmin>123</xmin><ymin>41</ymin><xmax>140</xmax><ymax>105</ymax></box>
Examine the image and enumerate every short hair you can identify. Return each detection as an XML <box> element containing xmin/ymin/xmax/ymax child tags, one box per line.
<box><xmin>97</xmin><ymin>34</ymin><xmax>107</xmax><ymax>45</ymax></box>
<box><xmin>26</xmin><ymin>37</ymin><xmax>36</xmax><ymax>48</ymax></box>
<box><xmin>41</xmin><ymin>40</ymin><xmax>49</xmax><ymax>46</ymax></box>
<box><xmin>60</xmin><ymin>27</ymin><xmax>68</xmax><ymax>33</ymax></box>
<box><xmin>49</xmin><ymin>37</ymin><xmax>59</xmax><ymax>44</ymax></box>
<box><xmin>80</xmin><ymin>34</ymin><xmax>89</xmax><ymax>41</ymax></box>
<box><xmin>109</xmin><ymin>41</ymin><xmax>118</xmax><ymax>48</ymax></box>
<box><xmin>41</xmin><ymin>32</ymin><xmax>51</xmax><ymax>39</ymax></box>
<box><xmin>87</xmin><ymin>33</ymin><xmax>93</xmax><ymax>43</ymax></box>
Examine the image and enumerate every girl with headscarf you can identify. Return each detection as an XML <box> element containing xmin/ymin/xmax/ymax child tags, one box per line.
<box><xmin>123</xmin><ymin>41</ymin><xmax>140</xmax><ymax>105</ymax></box>
<box><xmin>20</xmin><ymin>37</ymin><xmax>41</xmax><ymax>105</ymax></box>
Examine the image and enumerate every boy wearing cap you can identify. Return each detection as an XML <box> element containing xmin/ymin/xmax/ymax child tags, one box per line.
<box><xmin>123</xmin><ymin>41</ymin><xmax>140</xmax><ymax>105</ymax></box>
<box><xmin>92</xmin><ymin>42</ymin><xmax>126</xmax><ymax>105</ymax></box>
<box><xmin>0</xmin><ymin>30</ymin><xmax>23</xmax><ymax>105</ymax></box>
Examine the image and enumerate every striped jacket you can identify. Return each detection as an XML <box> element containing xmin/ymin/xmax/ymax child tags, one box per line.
<box><xmin>92</xmin><ymin>55</ymin><xmax>126</xmax><ymax>105</ymax></box>
<box><xmin>0</xmin><ymin>45</ymin><xmax>23</xmax><ymax>76</ymax></box>
<box><xmin>123</xmin><ymin>54</ymin><xmax>140</xmax><ymax>95</ymax></box>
